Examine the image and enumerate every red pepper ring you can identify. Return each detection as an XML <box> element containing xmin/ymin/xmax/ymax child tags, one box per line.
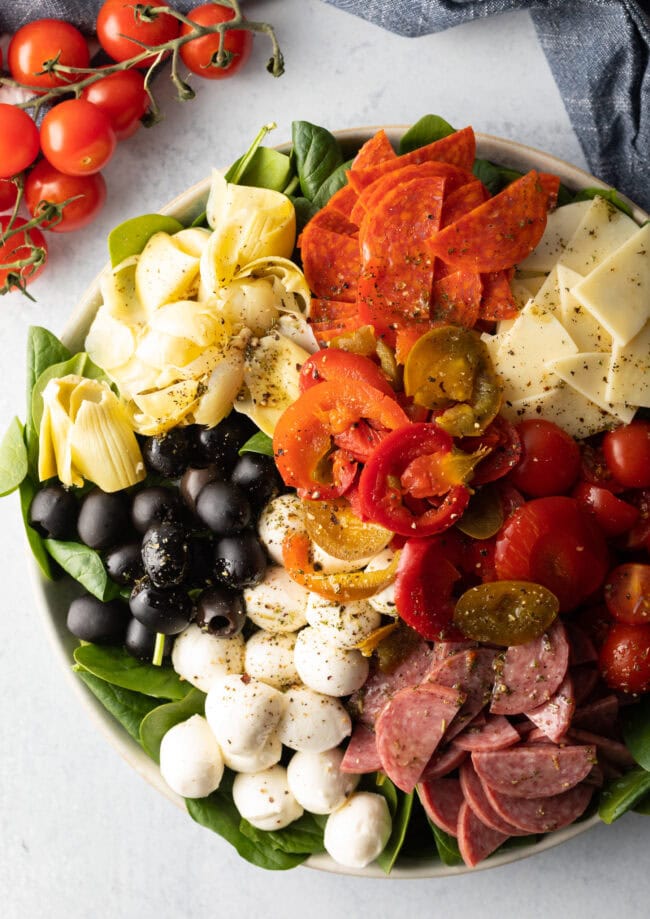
<box><xmin>357</xmin><ymin>422</ymin><xmax>471</xmax><ymax>537</ymax></box>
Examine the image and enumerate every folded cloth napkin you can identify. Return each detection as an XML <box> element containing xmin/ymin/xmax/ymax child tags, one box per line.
<box><xmin>324</xmin><ymin>1</ymin><xmax>650</xmax><ymax>212</ymax></box>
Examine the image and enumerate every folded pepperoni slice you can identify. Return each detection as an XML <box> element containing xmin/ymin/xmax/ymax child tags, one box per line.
<box><xmin>457</xmin><ymin>800</ymin><xmax>509</xmax><ymax>867</ymax></box>
<box><xmin>453</xmin><ymin>715</ymin><xmax>521</xmax><ymax>752</ymax></box>
<box><xmin>304</xmin><ymin>206</ymin><xmax>359</xmax><ymax>236</ymax></box>
<box><xmin>340</xmin><ymin>723</ymin><xmax>381</xmax><ymax>773</ymax></box>
<box><xmin>428</xmin><ymin>171</ymin><xmax>548</xmax><ymax>273</ymax></box>
<box><xmin>352</xmin><ymin>128</ymin><xmax>397</xmax><ymax>170</ymax></box>
<box><xmin>491</xmin><ymin>619</ymin><xmax>570</xmax><ymax>715</ymax></box>
<box><xmin>430</xmin><ymin>269</ymin><xmax>482</xmax><ymax>327</ymax></box>
<box><xmin>327</xmin><ymin>183</ymin><xmax>359</xmax><ymax>219</ymax></box>
<box><xmin>459</xmin><ymin>760</ymin><xmax>529</xmax><ymax>836</ymax></box>
<box><xmin>418</xmin><ymin>777</ymin><xmax>464</xmax><ymax>836</ymax></box>
<box><xmin>300</xmin><ymin>225</ymin><xmax>360</xmax><ymax>301</ymax></box>
<box><xmin>441</xmin><ymin>181</ymin><xmax>490</xmax><ymax>228</ymax></box>
<box><xmin>524</xmin><ymin>674</ymin><xmax>575</xmax><ymax>743</ymax></box>
<box><xmin>478</xmin><ymin>269</ymin><xmax>520</xmax><ymax>321</ymax></box>
<box><xmin>352</xmin><ymin>161</ymin><xmax>474</xmax><ymax>224</ymax></box>
<box><xmin>482</xmin><ymin>782</ymin><xmax>593</xmax><ymax>834</ymax></box>
<box><xmin>472</xmin><ymin>743</ymin><xmax>596</xmax><ymax>798</ymax></box>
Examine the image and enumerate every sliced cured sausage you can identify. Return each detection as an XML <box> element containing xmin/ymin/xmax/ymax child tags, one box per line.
<box><xmin>305</xmin><ymin>207</ymin><xmax>359</xmax><ymax>236</ymax></box>
<box><xmin>300</xmin><ymin>225</ymin><xmax>359</xmax><ymax>302</ymax></box>
<box><xmin>478</xmin><ymin>269</ymin><xmax>519</xmax><ymax>322</ymax></box>
<box><xmin>340</xmin><ymin>723</ymin><xmax>381</xmax><ymax>773</ymax></box>
<box><xmin>420</xmin><ymin>743</ymin><xmax>468</xmax><ymax>780</ymax></box>
<box><xmin>351</xmin><ymin>128</ymin><xmax>396</xmax><ymax>170</ymax></box>
<box><xmin>453</xmin><ymin>715</ymin><xmax>521</xmax><ymax>752</ymax></box>
<box><xmin>567</xmin><ymin>728</ymin><xmax>636</xmax><ymax>769</ymax></box>
<box><xmin>482</xmin><ymin>782</ymin><xmax>593</xmax><ymax>834</ymax></box>
<box><xmin>491</xmin><ymin>620</ymin><xmax>570</xmax><ymax>715</ymax></box>
<box><xmin>427</xmin><ymin>647</ymin><xmax>498</xmax><ymax>740</ymax></box>
<box><xmin>457</xmin><ymin>800</ymin><xmax>509</xmax><ymax>867</ymax></box>
<box><xmin>417</xmin><ymin>777</ymin><xmax>464</xmax><ymax>836</ymax></box>
<box><xmin>472</xmin><ymin>743</ymin><xmax>596</xmax><ymax>798</ymax></box>
<box><xmin>566</xmin><ymin>622</ymin><xmax>598</xmax><ymax>666</ymax></box>
<box><xmin>459</xmin><ymin>759</ymin><xmax>529</xmax><ymax>836</ymax></box>
<box><xmin>327</xmin><ymin>183</ymin><xmax>359</xmax><ymax>219</ymax></box>
<box><xmin>350</xmin><ymin>638</ymin><xmax>433</xmax><ymax>726</ymax></box>
<box><xmin>572</xmin><ymin>695</ymin><xmax>619</xmax><ymax>735</ymax></box>
<box><xmin>352</xmin><ymin>161</ymin><xmax>473</xmax><ymax>224</ymax></box>
<box><xmin>524</xmin><ymin>674</ymin><xmax>575</xmax><ymax>743</ymax></box>
<box><xmin>430</xmin><ymin>269</ymin><xmax>482</xmax><ymax>327</ymax></box>
<box><xmin>441</xmin><ymin>181</ymin><xmax>490</xmax><ymax>228</ymax></box>
<box><xmin>431</xmin><ymin>640</ymin><xmax>479</xmax><ymax>664</ymax></box>
<box><xmin>570</xmin><ymin>664</ymin><xmax>600</xmax><ymax>706</ymax></box>
<box><xmin>375</xmin><ymin>682</ymin><xmax>465</xmax><ymax>793</ymax></box>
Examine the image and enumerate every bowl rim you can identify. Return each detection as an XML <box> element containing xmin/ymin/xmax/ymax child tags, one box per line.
<box><xmin>31</xmin><ymin>126</ymin><xmax>648</xmax><ymax>880</ymax></box>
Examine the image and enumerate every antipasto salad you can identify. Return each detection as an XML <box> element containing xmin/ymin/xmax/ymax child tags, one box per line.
<box><xmin>3</xmin><ymin>115</ymin><xmax>650</xmax><ymax>873</ymax></box>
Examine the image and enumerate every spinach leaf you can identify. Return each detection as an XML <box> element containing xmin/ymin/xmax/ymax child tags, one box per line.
<box><xmin>572</xmin><ymin>187</ymin><xmax>633</xmax><ymax>218</ymax></box>
<box><xmin>190</xmin><ymin>210</ymin><xmax>208</xmax><ymax>228</ymax></box>
<box><xmin>634</xmin><ymin>793</ymin><xmax>650</xmax><ymax>815</ymax></box>
<box><xmin>556</xmin><ymin>183</ymin><xmax>575</xmax><ymax>207</ymax></box>
<box><xmin>473</xmin><ymin>159</ymin><xmax>523</xmax><ymax>196</ymax></box>
<box><xmin>238</xmin><ymin>431</ymin><xmax>274</xmax><ymax>457</ymax></box>
<box><xmin>312</xmin><ymin>159</ymin><xmax>353</xmax><ymax>211</ymax></box>
<box><xmin>291</xmin><ymin>121</ymin><xmax>343</xmax><ymax>201</ymax></box>
<box><xmin>140</xmin><ymin>687</ymin><xmax>206</xmax><ymax>762</ymax></box>
<box><xmin>239</xmin><ymin>811</ymin><xmax>325</xmax><ymax>855</ymax></box>
<box><xmin>376</xmin><ymin>788</ymin><xmax>414</xmax><ymax>874</ymax></box>
<box><xmin>622</xmin><ymin>697</ymin><xmax>650</xmax><ymax>771</ymax></box>
<box><xmin>290</xmin><ymin>196</ymin><xmax>319</xmax><ymax>233</ymax></box>
<box><xmin>0</xmin><ymin>416</ymin><xmax>28</xmax><ymax>497</ymax></box>
<box><xmin>26</xmin><ymin>326</ymin><xmax>71</xmax><ymax>411</ymax></box>
<box><xmin>108</xmin><ymin>214</ymin><xmax>185</xmax><ymax>267</ymax></box>
<box><xmin>430</xmin><ymin>822</ymin><xmax>463</xmax><ymax>866</ymax></box>
<box><xmin>44</xmin><ymin>539</ymin><xmax>120</xmax><ymax>601</ymax></box>
<box><xmin>599</xmin><ymin>767</ymin><xmax>650</xmax><ymax>824</ymax></box>
<box><xmin>399</xmin><ymin>115</ymin><xmax>455</xmax><ymax>154</ymax></box>
<box><xmin>76</xmin><ymin>670</ymin><xmax>161</xmax><ymax>743</ymax></box>
<box><xmin>19</xmin><ymin>477</ymin><xmax>54</xmax><ymax>579</ymax></box>
<box><xmin>227</xmin><ymin>147</ymin><xmax>293</xmax><ymax>192</ymax></box>
<box><xmin>186</xmin><ymin>773</ymin><xmax>307</xmax><ymax>870</ymax></box>
<box><xmin>73</xmin><ymin>643</ymin><xmax>189</xmax><ymax>700</ymax></box>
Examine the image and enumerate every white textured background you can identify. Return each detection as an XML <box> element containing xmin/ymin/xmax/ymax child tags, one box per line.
<box><xmin>1</xmin><ymin>3</ymin><xmax>647</xmax><ymax>917</ymax></box>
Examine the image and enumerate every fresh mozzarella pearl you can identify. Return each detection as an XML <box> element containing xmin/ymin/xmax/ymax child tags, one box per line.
<box><xmin>172</xmin><ymin>624</ymin><xmax>245</xmax><ymax>692</ymax></box>
<box><xmin>364</xmin><ymin>549</ymin><xmax>397</xmax><ymax>615</ymax></box>
<box><xmin>278</xmin><ymin>685</ymin><xmax>351</xmax><ymax>752</ymax></box>
<box><xmin>245</xmin><ymin>630</ymin><xmax>299</xmax><ymax>688</ymax></box>
<box><xmin>257</xmin><ymin>493</ymin><xmax>306</xmax><ymax>565</ymax></box>
<box><xmin>159</xmin><ymin>715</ymin><xmax>224</xmax><ymax>799</ymax></box>
<box><xmin>221</xmin><ymin>732</ymin><xmax>282</xmax><ymax>774</ymax></box>
<box><xmin>244</xmin><ymin>565</ymin><xmax>309</xmax><ymax>633</ymax></box>
<box><xmin>305</xmin><ymin>594</ymin><xmax>382</xmax><ymax>649</ymax></box>
<box><xmin>287</xmin><ymin>748</ymin><xmax>359</xmax><ymax>815</ymax></box>
<box><xmin>311</xmin><ymin>542</ymin><xmax>377</xmax><ymax>574</ymax></box>
<box><xmin>294</xmin><ymin>627</ymin><xmax>369</xmax><ymax>697</ymax></box>
<box><xmin>324</xmin><ymin>793</ymin><xmax>392</xmax><ymax>868</ymax></box>
<box><xmin>232</xmin><ymin>765</ymin><xmax>303</xmax><ymax>831</ymax></box>
<box><xmin>205</xmin><ymin>674</ymin><xmax>286</xmax><ymax>756</ymax></box>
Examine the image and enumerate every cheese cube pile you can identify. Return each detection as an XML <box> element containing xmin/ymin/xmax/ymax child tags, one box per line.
<box><xmin>482</xmin><ymin>196</ymin><xmax>650</xmax><ymax>438</ymax></box>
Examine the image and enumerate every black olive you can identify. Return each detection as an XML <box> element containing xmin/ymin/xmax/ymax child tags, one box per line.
<box><xmin>29</xmin><ymin>484</ymin><xmax>79</xmax><ymax>539</ymax></box>
<box><xmin>129</xmin><ymin>578</ymin><xmax>193</xmax><ymax>634</ymax></box>
<box><xmin>104</xmin><ymin>542</ymin><xmax>144</xmax><ymax>586</ymax></box>
<box><xmin>124</xmin><ymin>617</ymin><xmax>173</xmax><ymax>661</ymax></box>
<box><xmin>142</xmin><ymin>428</ymin><xmax>192</xmax><ymax>477</ymax></box>
<box><xmin>186</xmin><ymin>536</ymin><xmax>218</xmax><ymax>588</ymax></box>
<box><xmin>195</xmin><ymin>481</ymin><xmax>252</xmax><ymax>535</ymax></box>
<box><xmin>131</xmin><ymin>486</ymin><xmax>182</xmax><ymax>535</ymax></box>
<box><xmin>231</xmin><ymin>453</ymin><xmax>283</xmax><ymax>510</ymax></box>
<box><xmin>195</xmin><ymin>586</ymin><xmax>246</xmax><ymax>637</ymax></box>
<box><xmin>77</xmin><ymin>488</ymin><xmax>131</xmax><ymax>549</ymax></box>
<box><xmin>67</xmin><ymin>594</ymin><xmax>130</xmax><ymax>643</ymax></box>
<box><xmin>180</xmin><ymin>464</ymin><xmax>221</xmax><ymax>514</ymax></box>
<box><xmin>141</xmin><ymin>523</ymin><xmax>189</xmax><ymax>588</ymax></box>
<box><xmin>215</xmin><ymin>532</ymin><xmax>267</xmax><ymax>590</ymax></box>
<box><xmin>194</xmin><ymin>412</ymin><xmax>256</xmax><ymax>473</ymax></box>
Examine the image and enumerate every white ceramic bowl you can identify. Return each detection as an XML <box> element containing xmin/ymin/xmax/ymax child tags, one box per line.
<box><xmin>30</xmin><ymin>128</ymin><xmax>648</xmax><ymax>878</ymax></box>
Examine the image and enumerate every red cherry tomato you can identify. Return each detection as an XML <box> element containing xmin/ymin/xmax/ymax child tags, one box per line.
<box><xmin>8</xmin><ymin>19</ymin><xmax>89</xmax><ymax>90</ymax></box>
<box><xmin>625</xmin><ymin>489</ymin><xmax>650</xmax><ymax>550</ymax></box>
<box><xmin>508</xmin><ymin>419</ymin><xmax>581</xmax><ymax>496</ymax></box>
<box><xmin>0</xmin><ymin>215</ymin><xmax>47</xmax><ymax>291</ymax></box>
<box><xmin>603</xmin><ymin>421</ymin><xmax>650</xmax><ymax>488</ymax></box>
<box><xmin>394</xmin><ymin>532</ymin><xmax>465</xmax><ymax>641</ymax></box>
<box><xmin>494</xmin><ymin>496</ymin><xmax>609</xmax><ymax>612</ymax></box>
<box><xmin>604</xmin><ymin>564</ymin><xmax>650</xmax><ymax>625</ymax></box>
<box><xmin>299</xmin><ymin>349</ymin><xmax>394</xmax><ymax>396</ymax></box>
<box><xmin>25</xmin><ymin>161</ymin><xmax>107</xmax><ymax>233</ymax></box>
<box><xmin>0</xmin><ymin>179</ymin><xmax>18</xmax><ymax>212</ymax></box>
<box><xmin>599</xmin><ymin>622</ymin><xmax>650</xmax><ymax>694</ymax></box>
<box><xmin>179</xmin><ymin>3</ymin><xmax>253</xmax><ymax>79</ymax></box>
<box><xmin>81</xmin><ymin>70</ymin><xmax>149</xmax><ymax>140</ymax></box>
<box><xmin>0</xmin><ymin>105</ymin><xmax>40</xmax><ymax>178</ymax></box>
<box><xmin>96</xmin><ymin>0</ymin><xmax>180</xmax><ymax>67</ymax></box>
<box><xmin>573</xmin><ymin>481</ymin><xmax>640</xmax><ymax>537</ymax></box>
<box><xmin>40</xmin><ymin>100</ymin><xmax>116</xmax><ymax>176</ymax></box>
<box><xmin>580</xmin><ymin>442</ymin><xmax>625</xmax><ymax>494</ymax></box>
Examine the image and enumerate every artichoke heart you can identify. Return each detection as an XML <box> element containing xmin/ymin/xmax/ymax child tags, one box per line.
<box><xmin>39</xmin><ymin>375</ymin><xmax>145</xmax><ymax>492</ymax></box>
<box><xmin>238</xmin><ymin>332</ymin><xmax>310</xmax><ymax>436</ymax></box>
<box><xmin>135</xmin><ymin>231</ymin><xmax>203</xmax><ymax>315</ymax></box>
<box><xmin>235</xmin><ymin>256</ymin><xmax>311</xmax><ymax>317</ymax></box>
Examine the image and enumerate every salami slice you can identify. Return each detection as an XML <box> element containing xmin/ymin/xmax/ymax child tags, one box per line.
<box><xmin>427</xmin><ymin>171</ymin><xmax>548</xmax><ymax>273</ymax></box>
<box><xmin>566</xmin><ymin>622</ymin><xmax>598</xmax><ymax>666</ymax></box>
<box><xmin>538</xmin><ymin>171</ymin><xmax>561</xmax><ymax>210</ymax></box>
<box><xmin>417</xmin><ymin>777</ymin><xmax>464</xmax><ymax>836</ymax></box>
<box><xmin>421</xmin><ymin>742</ymin><xmax>468</xmax><ymax>780</ymax></box>
<box><xmin>478</xmin><ymin>270</ymin><xmax>520</xmax><ymax>321</ymax></box>
<box><xmin>430</xmin><ymin>269</ymin><xmax>483</xmax><ymax>327</ymax></box>
<box><xmin>482</xmin><ymin>782</ymin><xmax>593</xmax><ymax>834</ymax></box>
<box><xmin>300</xmin><ymin>225</ymin><xmax>360</xmax><ymax>302</ymax></box>
<box><xmin>352</xmin><ymin>128</ymin><xmax>396</xmax><ymax>170</ymax></box>
<box><xmin>491</xmin><ymin>620</ymin><xmax>570</xmax><ymax>716</ymax></box>
<box><xmin>454</xmin><ymin>715</ymin><xmax>521</xmax><ymax>752</ymax></box>
<box><xmin>441</xmin><ymin>181</ymin><xmax>490</xmax><ymax>228</ymax></box>
<box><xmin>340</xmin><ymin>723</ymin><xmax>381</xmax><ymax>773</ymax></box>
<box><xmin>571</xmin><ymin>664</ymin><xmax>600</xmax><ymax>706</ymax></box>
<box><xmin>457</xmin><ymin>800</ymin><xmax>509</xmax><ymax>867</ymax></box>
<box><xmin>327</xmin><ymin>184</ymin><xmax>359</xmax><ymax>219</ymax></box>
<box><xmin>524</xmin><ymin>675</ymin><xmax>575</xmax><ymax>743</ymax></box>
<box><xmin>431</xmin><ymin>640</ymin><xmax>479</xmax><ymax>664</ymax></box>
<box><xmin>572</xmin><ymin>695</ymin><xmax>619</xmax><ymax>735</ymax></box>
<box><xmin>427</xmin><ymin>648</ymin><xmax>498</xmax><ymax>741</ymax></box>
<box><xmin>567</xmin><ymin>728</ymin><xmax>637</xmax><ymax>769</ymax></box>
<box><xmin>375</xmin><ymin>682</ymin><xmax>466</xmax><ymax>793</ymax></box>
<box><xmin>459</xmin><ymin>759</ymin><xmax>529</xmax><ymax>836</ymax></box>
<box><xmin>472</xmin><ymin>743</ymin><xmax>596</xmax><ymax>798</ymax></box>
<box><xmin>350</xmin><ymin>638</ymin><xmax>433</xmax><ymax>726</ymax></box>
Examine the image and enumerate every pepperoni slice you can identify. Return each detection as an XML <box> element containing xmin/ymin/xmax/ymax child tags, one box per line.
<box><xmin>478</xmin><ymin>269</ymin><xmax>520</xmax><ymax>321</ymax></box>
<box><xmin>457</xmin><ymin>800</ymin><xmax>509</xmax><ymax>867</ymax></box>
<box><xmin>482</xmin><ymin>782</ymin><xmax>593</xmax><ymax>834</ymax></box>
<box><xmin>300</xmin><ymin>225</ymin><xmax>360</xmax><ymax>301</ymax></box>
<box><xmin>427</xmin><ymin>648</ymin><xmax>498</xmax><ymax>740</ymax></box>
<box><xmin>491</xmin><ymin>620</ymin><xmax>570</xmax><ymax>715</ymax></box>
<box><xmin>441</xmin><ymin>181</ymin><xmax>490</xmax><ymax>227</ymax></box>
<box><xmin>352</xmin><ymin>128</ymin><xmax>397</xmax><ymax>170</ymax></box>
<box><xmin>309</xmin><ymin>298</ymin><xmax>358</xmax><ymax>323</ymax></box>
<box><xmin>350</xmin><ymin>639</ymin><xmax>433</xmax><ymax>726</ymax></box>
<box><xmin>427</xmin><ymin>171</ymin><xmax>548</xmax><ymax>273</ymax></box>
<box><xmin>340</xmin><ymin>723</ymin><xmax>381</xmax><ymax>773</ymax></box>
<box><xmin>305</xmin><ymin>207</ymin><xmax>359</xmax><ymax>236</ymax></box>
<box><xmin>430</xmin><ymin>269</ymin><xmax>483</xmax><ymax>327</ymax></box>
<box><xmin>418</xmin><ymin>777</ymin><xmax>464</xmax><ymax>836</ymax></box>
<box><xmin>352</xmin><ymin>161</ymin><xmax>474</xmax><ymax>224</ymax></box>
<box><xmin>472</xmin><ymin>743</ymin><xmax>596</xmax><ymax>798</ymax></box>
<box><xmin>375</xmin><ymin>682</ymin><xmax>466</xmax><ymax>792</ymax></box>
<box><xmin>524</xmin><ymin>675</ymin><xmax>575</xmax><ymax>743</ymax></box>
<box><xmin>459</xmin><ymin>760</ymin><xmax>529</xmax><ymax>836</ymax></box>
<box><xmin>327</xmin><ymin>183</ymin><xmax>359</xmax><ymax>219</ymax></box>
<box><xmin>309</xmin><ymin>315</ymin><xmax>365</xmax><ymax>345</ymax></box>
<box><xmin>453</xmin><ymin>715</ymin><xmax>521</xmax><ymax>752</ymax></box>
<box><xmin>538</xmin><ymin>171</ymin><xmax>561</xmax><ymax>209</ymax></box>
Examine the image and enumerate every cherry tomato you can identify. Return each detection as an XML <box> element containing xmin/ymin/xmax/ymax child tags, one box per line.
<box><xmin>0</xmin><ymin>179</ymin><xmax>18</xmax><ymax>212</ymax></box>
<box><xmin>509</xmin><ymin>419</ymin><xmax>581</xmax><ymax>496</ymax></box>
<box><xmin>299</xmin><ymin>349</ymin><xmax>394</xmax><ymax>397</ymax></box>
<box><xmin>0</xmin><ymin>215</ymin><xmax>47</xmax><ymax>291</ymax></box>
<box><xmin>604</xmin><ymin>564</ymin><xmax>650</xmax><ymax>625</ymax></box>
<box><xmin>25</xmin><ymin>161</ymin><xmax>107</xmax><ymax>233</ymax></box>
<box><xmin>394</xmin><ymin>533</ymin><xmax>465</xmax><ymax>641</ymax></box>
<box><xmin>625</xmin><ymin>489</ymin><xmax>650</xmax><ymax>550</ymax></box>
<box><xmin>573</xmin><ymin>481</ymin><xmax>640</xmax><ymax>537</ymax></box>
<box><xmin>180</xmin><ymin>3</ymin><xmax>253</xmax><ymax>79</ymax></box>
<box><xmin>96</xmin><ymin>0</ymin><xmax>180</xmax><ymax>67</ymax></box>
<box><xmin>494</xmin><ymin>496</ymin><xmax>609</xmax><ymax>612</ymax></box>
<box><xmin>8</xmin><ymin>19</ymin><xmax>89</xmax><ymax>90</ymax></box>
<box><xmin>603</xmin><ymin>421</ymin><xmax>650</xmax><ymax>488</ymax></box>
<box><xmin>580</xmin><ymin>442</ymin><xmax>625</xmax><ymax>493</ymax></box>
<box><xmin>0</xmin><ymin>105</ymin><xmax>40</xmax><ymax>178</ymax></box>
<box><xmin>40</xmin><ymin>100</ymin><xmax>116</xmax><ymax>176</ymax></box>
<box><xmin>81</xmin><ymin>70</ymin><xmax>149</xmax><ymax>140</ymax></box>
<box><xmin>599</xmin><ymin>622</ymin><xmax>650</xmax><ymax>694</ymax></box>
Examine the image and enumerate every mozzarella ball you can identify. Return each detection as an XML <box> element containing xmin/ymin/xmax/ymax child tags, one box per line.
<box><xmin>245</xmin><ymin>630</ymin><xmax>299</xmax><ymax>688</ymax></box>
<box><xmin>244</xmin><ymin>566</ymin><xmax>309</xmax><ymax>633</ymax></box>
<box><xmin>257</xmin><ymin>493</ymin><xmax>306</xmax><ymax>565</ymax></box>
<box><xmin>306</xmin><ymin>594</ymin><xmax>382</xmax><ymax>649</ymax></box>
<box><xmin>312</xmin><ymin>542</ymin><xmax>377</xmax><ymax>575</ymax></box>
<box><xmin>287</xmin><ymin>748</ymin><xmax>359</xmax><ymax>815</ymax></box>
<box><xmin>278</xmin><ymin>685</ymin><xmax>351</xmax><ymax>752</ymax></box>
<box><xmin>294</xmin><ymin>627</ymin><xmax>369</xmax><ymax>697</ymax></box>
<box><xmin>324</xmin><ymin>793</ymin><xmax>392</xmax><ymax>868</ymax></box>
<box><xmin>221</xmin><ymin>732</ymin><xmax>282</xmax><ymax>774</ymax></box>
<box><xmin>172</xmin><ymin>624</ymin><xmax>245</xmax><ymax>693</ymax></box>
<box><xmin>159</xmin><ymin>715</ymin><xmax>224</xmax><ymax>799</ymax></box>
<box><xmin>364</xmin><ymin>549</ymin><xmax>397</xmax><ymax>615</ymax></box>
<box><xmin>205</xmin><ymin>674</ymin><xmax>286</xmax><ymax>756</ymax></box>
<box><xmin>233</xmin><ymin>765</ymin><xmax>303</xmax><ymax>831</ymax></box>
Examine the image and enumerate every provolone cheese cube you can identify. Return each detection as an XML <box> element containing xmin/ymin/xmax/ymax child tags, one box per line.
<box><xmin>517</xmin><ymin>200</ymin><xmax>592</xmax><ymax>272</ymax></box>
<box><xmin>606</xmin><ymin>319</ymin><xmax>650</xmax><ymax>408</ymax></box>
<box><xmin>558</xmin><ymin>196</ymin><xmax>639</xmax><ymax>276</ymax></box>
<box><xmin>548</xmin><ymin>352</ymin><xmax>636</xmax><ymax>423</ymax></box>
<box><xmin>556</xmin><ymin>265</ymin><xmax>612</xmax><ymax>353</ymax></box>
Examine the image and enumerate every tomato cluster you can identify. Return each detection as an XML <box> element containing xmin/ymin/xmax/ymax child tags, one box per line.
<box><xmin>0</xmin><ymin>2</ymin><xmax>256</xmax><ymax>292</ymax></box>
